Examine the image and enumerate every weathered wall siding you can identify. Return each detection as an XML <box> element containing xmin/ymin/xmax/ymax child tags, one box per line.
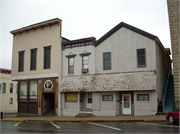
<box><xmin>156</xmin><ymin>42</ymin><xmax>171</xmax><ymax>101</ymax></box>
<box><xmin>12</xmin><ymin>24</ymin><xmax>60</xmax><ymax>80</ymax></box>
<box><xmin>62</xmin><ymin>45</ymin><xmax>95</xmax><ymax>76</ymax></box>
<box><xmin>95</xmin><ymin>27</ymin><xmax>156</xmax><ymax>74</ymax></box>
<box><xmin>60</xmin><ymin>71</ymin><xmax>156</xmax><ymax>92</ymax></box>
<box><xmin>134</xmin><ymin>91</ymin><xmax>157</xmax><ymax>115</ymax></box>
<box><xmin>92</xmin><ymin>92</ymin><xmax>101</xmax><ymax>111</ymax></box>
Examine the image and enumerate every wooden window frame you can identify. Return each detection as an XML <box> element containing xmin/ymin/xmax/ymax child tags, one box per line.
<box><xmin>103</xmin><ymin>52</ymin><xmax>111</xmax><ymax>70</ymax></box>
<box><xmin>10</xmin><ymin>83</ymin><xmax>13</xmax><ymax>93</ymax></box>
<box><xmin>137</xmin><ymin>94</ymin><xmax>149</xmax><ymax>101</ymax></box>
<box><xmin>137</xmin><ymin>48</ymin><xmax>146</xmax><ymax>68</ymax></box>
<box><xmin>82</xmin><ymin>55</ymin><xmax>89</xmax><ymax>69</ymax></box>
<box><xmin>18</xmin><ymin>51</ymin><xmax>25</xmax><ymax>72</ymax></box>
<box><xmin>102</xmin><ymin>94</ymin><xmax>113</xmax><ymax>101</ymax></box>
<box><xmin>30</xmin><ymin>48</ymin><xmax>37</xmax><ymax>70</ymax></box>
<box><xmin>44</xmin><ymin>46</ymin><xmax>51</xmax><ymax>69</ymax></box>
<box><xmin>68</xmin><ymin>57</ymin><xmax>74</xmax><ymax>74</ymax></box>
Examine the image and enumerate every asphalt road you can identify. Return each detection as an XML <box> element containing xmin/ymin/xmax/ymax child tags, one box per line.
<box><xmin>1</xmin><ymin>121</ymin><xmax>179</xmax><ymax>133</ymax></box>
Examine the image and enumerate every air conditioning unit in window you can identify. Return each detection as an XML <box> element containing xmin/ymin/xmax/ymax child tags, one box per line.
<box><xmin>81</xmin><ymin>68</ymin><xmax>88</xmax><ymax>73</ymax></box>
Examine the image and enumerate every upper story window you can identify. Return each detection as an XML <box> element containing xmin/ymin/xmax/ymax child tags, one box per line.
<box><xmin>10</xmin><ymin>83</ymin><xmax>13</xmax><ymax>93</ymax></box>
<box><xmin>9</xmin><ymin>98</ymin><xmax>13</xmax><ymax>104</ymax></box>
<box><xmin>2</xmin><ymin>83</ymin><xmax>6</xmax><ymax>93</ymax></box>
<box><xmin>30</xmin><ymin>48</ymin><xmax>37</xmax><ymax>70</ymax></box>
<box><xmin>137</xmin><ymin>48</ymin><xmax>146</xmax><ymax>68</ymax></box>
<box><xmin>44</xmin><ymin>46</ymin><xmax>51</xmax><ymax>69</ymax></box>
<box><xmin>18</xmin><ymin>51</ymin><xmax>25</xmax><ymax>72</ymax></box>
<box><xmin>68</xmin><ymin>57</ymin><xmax>74</xmax><ymax>74</ymax></box>
<box><xmin>103</xmin><ymin>52</ymin><xmax>111</xmax><ymax>70</ymax></box>
<box><xmin>83</xmin><ymin>56</ymin><xmax>88</xmax><ymax>69</ymax></box>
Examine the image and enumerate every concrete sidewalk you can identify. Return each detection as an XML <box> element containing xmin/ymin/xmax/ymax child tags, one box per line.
<box><xmin>1</xmin><ymin>115</ymin><xmax>167</xmax><ymax>123</ymax></box>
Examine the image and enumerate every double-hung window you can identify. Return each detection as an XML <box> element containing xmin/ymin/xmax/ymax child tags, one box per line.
<box><xmin>44</xmin><ymin>46</ymin><xmax>51</xmax><ymax>69</ymax></box>
<box><xmin>137</xmin><ymin>48</ymin><xmax>146</xmax><ymax>67</ymax></box>
<box><xmin>10</xmin><ymin>83</ymin><xmax>13</xmax><ymax>93</ymax></box>
<box><xmin>103</xmin><ymin>52</ymin><xmax>111</xmax><ymax>70</ymax></box>
<box><xmin>83</xmin><ymin>56</ymin><xmax>88</xmax><ymax>69</ymax></box>
<box><xmin>19</xmin><ymin>51</ymin><xmax>25</xmax><ymax>72</ymax></box>
<box><xmin>30</xmin><ymin>48</ymin><xmax>37</xmax><ymax>70</ymax></box>
<box><xmin>68</xmin><ymin>57</ymin><xmax>74</xmax><ymax>73</ymax></box>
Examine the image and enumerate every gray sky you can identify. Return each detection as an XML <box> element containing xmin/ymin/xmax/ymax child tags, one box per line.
<box><xmin>0</xmin><ymin>0</ymin><xmax>171</xmax><ymax>69</ymax></box>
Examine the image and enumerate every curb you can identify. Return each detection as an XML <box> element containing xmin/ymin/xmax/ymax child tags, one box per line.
<box><xmin>1</xmin><ymin>119</ymin><xmax>24</xmax><ymax>122</ymax></box>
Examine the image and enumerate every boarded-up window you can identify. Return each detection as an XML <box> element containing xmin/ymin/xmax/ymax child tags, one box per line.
<box><xmin>44</xmin><ymin>46</ymin><xmax>51</xmax><ymax>69</ymax></box>
<box><xmin>31</xmin><ymin>49</ymin><xmax>37</xmax><ymax>70</ymax></box>
<box><xmin>68</xmin><ymin>57</ymin><xmax>74</xmax><ymax>73</ymax></box>
<box><xmin>19</xmin><ymin>51</ymin><xmax>24</xmax><ymax>72</ymax></box>
<box><xmin>137</xmin><ymin>48</ymin><xmax>146</xmax><ymax>67</ymax></box>
<box><xmin>137</xmin><ymin>94</ymin><xmax>149</xmax><ymax>101</ymax></box>
<box><xmin>20</xmin><ymin>81</ymin><xmax>27</xmax><ymax>100</ymax></box>
<box><xmin>103</xmin><ymin>52</ymin><xmax>111</xmax><ymax>70</ymax></box>
<box><xmin>29</xmin><ymin>80</ymin><xmax>38</xmax><ymax>101</ymax></box>
<box><xmin>65</xmin><ymin>93</ymin><xmax>77</xmax><ymax>102</ymax></box>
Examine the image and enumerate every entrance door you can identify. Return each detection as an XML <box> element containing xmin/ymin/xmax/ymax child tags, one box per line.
<box><xmin>122</xmin><ymin>94</ymin><xmax>131</xmax><ymax>114</ymax></box>
<box><xmin>87</xmin><ymin>92</ymin><xmax>92</xmax><ymax>109</ymax></box>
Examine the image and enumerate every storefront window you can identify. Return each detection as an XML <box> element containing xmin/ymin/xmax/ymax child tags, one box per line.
<box><xmin>20</xmin><ymin>81</ymin><xmax>27</xmax><ymax>100</ymax></box>
<box><xmin>137</xmin><ymin>94</ymin><xmax>149</xmax><ymax>101</ymax></box>
<box><xmin>29</xmin><ymin>80</ymin><xmax>37</xmax><ymax>101</ymax></box>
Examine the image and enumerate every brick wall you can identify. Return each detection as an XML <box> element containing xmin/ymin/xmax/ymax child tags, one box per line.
<box><xmin>167</xmin><ymin>0</ymin><xmax>180</xmax><ymax>109</ymax></box>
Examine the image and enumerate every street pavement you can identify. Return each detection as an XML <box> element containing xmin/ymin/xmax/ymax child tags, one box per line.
<box><xmin>1</xmin><ymin>115</ymin><xmax>167</xmax><ymax>122</ymax></box>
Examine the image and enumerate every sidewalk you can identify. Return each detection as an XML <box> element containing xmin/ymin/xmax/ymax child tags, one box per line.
<box><xmin>1</xmin><ymin>115</ymin><xmax>167</xmax><ymax>123</ymax></box>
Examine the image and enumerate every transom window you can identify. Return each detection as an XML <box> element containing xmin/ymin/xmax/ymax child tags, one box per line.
<box><xmin>137</xmin><ymin>48</ymin><xmax>146</xmax><ymax>67</ymax></box>
<box><xmin>83</xmin><ymin>56</ymin><xmax>88</xmax><ymax>68</ymax></box>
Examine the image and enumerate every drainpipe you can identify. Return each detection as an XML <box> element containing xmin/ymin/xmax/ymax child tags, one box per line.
<box><xmin>58</xmin><ymin>36</ymin><xmax>62</xmax><ymax>116</ymax></box>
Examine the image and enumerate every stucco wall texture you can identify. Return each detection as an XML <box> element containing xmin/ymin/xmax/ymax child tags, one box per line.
<box><xmin>60</xmin><ymin>71</ymin><xmax>156</xmax><ymax>92</ymax></box>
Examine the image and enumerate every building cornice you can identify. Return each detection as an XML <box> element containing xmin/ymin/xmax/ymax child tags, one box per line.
<box><xmin>10</xmin><ymin>18</ymin><xmax>62</xmax><ymax>35</ymax></box>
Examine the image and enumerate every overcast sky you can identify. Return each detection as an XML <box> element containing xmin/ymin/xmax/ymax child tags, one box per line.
<box><xmin>0</xmin><ymin>0</ymin><xmax>171</xmax><ymax>69</ymax></box>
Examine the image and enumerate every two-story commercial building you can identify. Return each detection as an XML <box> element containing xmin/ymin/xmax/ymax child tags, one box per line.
<box><xmin>59</xmin><ymin>22</ymin><xmax>171</xmax><ymax>116</ymax></box>
<box><xmin>10</xmin><ymin>18</ymin><xmax>65</xmax><ymax>116</ymax></box>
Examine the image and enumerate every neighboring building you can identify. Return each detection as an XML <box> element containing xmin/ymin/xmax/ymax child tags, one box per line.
<box><xmin>167</xmin><ymin>0</ymin><xmax>180</xmax><ymax>110</ymax></box>
<box><xmin>59</xmin><ymin>22</ymin><xmax>172</xmax><ymax>116</ymax></box>
<box><xmin>0</xmin><ymin>68</ymin><xmax>17</xmax><ymax>114</ymax></box>
<box><xmin>10</xmin><ymin>18</ymin><xmax>63</xmax><ymax>116</ymax></box>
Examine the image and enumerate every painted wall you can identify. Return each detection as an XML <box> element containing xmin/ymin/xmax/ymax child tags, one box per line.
<box><xmin>155</xmin><ymin>42</ymin><xmax>171</xmax><ymax>102</ymax></box>
<box><xmin>134</xmin><ymin>91</ymin><xmax>157</xmax><ymax>115</ymax></box>
<box><xmin>11</xmin><ymin>24</ymin><xmax>61</xmax><ymax>80</ymax></box>
<box><xmin>95</xmin><ymin>27</ymin><xmax>156</xmax><ymax>74</ymax></box>
<box><xmin>62</xmin><ymin>45</ymin><xmax>95</xmax><ymax>76</ymax></box>
<box><xmin>0</xmin><ymin>73</ymin><xmax>17</xmax><ymax>113</ymax></box>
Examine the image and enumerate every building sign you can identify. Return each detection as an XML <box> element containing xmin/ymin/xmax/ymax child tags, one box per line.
<box><xmin>44</xmin><ymin>80</ymin><xmax>53</xmax><ymax>92</ymax></box>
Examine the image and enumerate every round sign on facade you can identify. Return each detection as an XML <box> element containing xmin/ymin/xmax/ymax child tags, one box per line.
<box><xmin>44</xmin><ymin>80</ymin><xmax>53</xmax><ymax>92</ymax></box>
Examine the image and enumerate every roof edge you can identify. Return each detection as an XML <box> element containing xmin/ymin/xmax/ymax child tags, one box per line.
<box><xmin>10</xmin><ymin>18</ymin><xmax>62</xmax><ymax>34</ymax></box>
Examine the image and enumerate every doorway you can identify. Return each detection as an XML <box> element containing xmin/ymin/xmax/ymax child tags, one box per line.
<box><xmin>87</xmin><ymin>92</ymin><xmax>92</xmax><ymax>109</ymax></box>
<box><xmin>122</xmin><ymin>94</ymin><xmax>131</xmax><ymax>114</ymax></box>
<box><xmin>42</xmin><ymin>93</ymin><xmax>55</xmax><ymax>116</ymax></box>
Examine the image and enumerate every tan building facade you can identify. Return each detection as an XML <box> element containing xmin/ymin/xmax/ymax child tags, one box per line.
<box><xmin>167</xmin><ymin>0</ymin><xmax>180</xmax><ymax>110</ymax></box>
<box><xmin>10</xmin><ymin>18</ymin><xmax>62</xmax><ymax>116</ymax></box>
<box><xmin>0</xmin><ymin>68</ymin><xmax>17</xmax><ymax>114</ymax></box>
